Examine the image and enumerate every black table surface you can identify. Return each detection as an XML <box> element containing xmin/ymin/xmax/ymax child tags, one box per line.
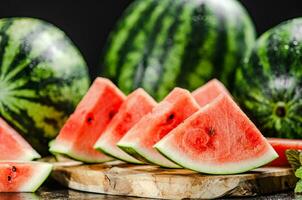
<box><xmin>0</xmin><ymin>184</ymin><xmax>299</xmax><ymax>200</ymax></box>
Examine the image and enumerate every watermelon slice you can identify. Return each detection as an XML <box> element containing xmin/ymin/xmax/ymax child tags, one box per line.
<box><xmin>0</xmin><ymin>161</ymin><xmax>52</xmax><ymax>192</ymax></box>
<box><xmin>94</xmin><ymin>88</ymin><xmax>157</xmax><ymax>164</ymax></box>
<box><xmin>267</xmin><ymin>138</ymin><xmax>302</xmax><ymax>166</ymax></box>
<box><xmin>155</xmin><ymin>94</ymin><xmax>278</xmax><ymax>174</ymax></box>
<box><xmin>192</xmin><ymin>79</ymin><xmax>229</xmax><ymax>107</ymax></box>
<box><xmin>118</xmin><ymin>88</ymin><xmax>200</xmax><ymax>168</ymax></box>
<box><xmin>50</xmin><ymin>78</ymin><xmax>126</xmax><ymax>163</ymax></box>
<box><xmin>0</xmin><ymin>118</ymin><xmax>40</xmax><ymax>161</ymax></box>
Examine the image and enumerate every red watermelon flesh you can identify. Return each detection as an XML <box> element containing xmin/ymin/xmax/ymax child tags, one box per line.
<box><xmin>267</xmin><ymin>138</ymin><xmax>302</xmax><ymax>166</ymax></box>
<box><xmin>118</xmin><ymin>88</ymin><xmax>200</xmax><ymax>168</ymax></box>
<box><xmin>192</xmin><ymin>79</ymin><xmax>230</xmax><ymax>107</ymax></box>
<box><xmin>94</xmin><ymin>88</ymin><xmax>157</xmax><ymax>164</ymax></box>
<box><xmin>0</xmin><ymin>118</ymin><xmax>40</xmax><ymax>161</ymax></box>
<box><xmin>50</xmin><ymin>78</ymin><xmax>126</xmax><ymax>163</ymax></box>
<box><xmin>0</xmin><ymin>161</ymin><xmax>52</xmax><ymax>192</ymax></box>
<box><xmin>155</xmin><ymin>94</ymin><xmax>278</xmax><ymax>174</ymax></box>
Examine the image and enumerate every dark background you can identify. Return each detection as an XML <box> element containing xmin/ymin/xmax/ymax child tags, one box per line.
<box><xmin>0</xmin><ymin>0</ymin><xmax>301</xmax><ymax>77</ymax></box>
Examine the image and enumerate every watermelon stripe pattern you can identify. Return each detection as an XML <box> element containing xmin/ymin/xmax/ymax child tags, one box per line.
<box><xmin>102</xmin><ymin>0</ymin><xmax>255</xmax><ymax>100</ymax></box>
<box><xmin>234</xmin><ymin>18</ymin><xmax>302</xmax><ymax>139</ymax></box>
<box><xmin>150</xmin><ymin>3</ymin><xmax>184</xmax><ymax>96</ymax></box>
<box><xmin>0</xmin><ymin>18</ymin><xmax>90</xmax><ymax>154</ymax></box>
<box><xmin>136</xmin><ymin>0</ymin><xmax>178</xmax><ymax>93</ymax></box>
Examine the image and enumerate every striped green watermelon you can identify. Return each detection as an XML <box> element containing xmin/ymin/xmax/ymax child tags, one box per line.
<box><xmin>102</xmin><ymin>0</ymin><xmax>255</xmax><ymax>100</ymax></box>
<box><xmin>234</xmin><ymin>18</ymin><xmax>302</xmax><ymax>139</ymax></box>
<box><xmin>0</xmin><ymin>18</ymin><xmax>90</xmax><ymax>155</ymax></box>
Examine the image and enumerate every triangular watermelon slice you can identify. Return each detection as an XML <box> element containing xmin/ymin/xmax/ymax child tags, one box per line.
<box><xmin>118</xmin><ymin>88</ymin><xmax>200</xmax><ymax>168</ymax></box>
<box><xmin>0</xmin><ymin>118</ymin><xmax>40</xmax><ymax>161</ymax></box>
<box><xmin>50</xmin><ymin>78</ymin><xmax>126</xmax><ymax>163</ymax></box>
<box><xmin>155</xmin><ymin>94</ymin><xmax>278</xmax><ymax>174</ymax></box>
<box><xmin>94</xmin><ymin>88</ymin><xmax>157</xmax><ymax>164</ymax></box>
<box><xmin>0</xmin><ymin>161</ymin><xmax>52</xmax><ymax>192</ymax></box>
<box><xmin>192</xmin><ymin>79</ymin><xmax>230</xmax><ymax>107</ymax></box>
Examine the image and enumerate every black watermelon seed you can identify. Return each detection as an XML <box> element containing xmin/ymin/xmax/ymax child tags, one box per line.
<box><xmin>167</xmin><ymin>113</ymin><xmax>175</xmax><ymax>122</ymax></box>
<box><xmin>86</xmin><ymin>113</ymin><xmax>94</xmax><ymax>124</ymax></box>
<box><xmin>208</xmin><ymin>127</ymin><xmax>215</xmax><ymax>136</ymax></box>
<box><xmin>108</xmin><ymin>111</ymin><xmax>116</xmax><ymax>119</ymax></box>
<box><xmin>87</xmin><ymin>117</ymin><xmax>93</xmax><ymax>124</ymax></box>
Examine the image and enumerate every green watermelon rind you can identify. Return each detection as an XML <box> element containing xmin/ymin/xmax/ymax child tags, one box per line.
<box><xmin>1</xmin><ymin>161</ymin><xmax>53</xmax><ymax>192</ymax></box>
<box><xmin>0</xmin><ymin>18</ymin><xmax>90</xmax><ymax>155</ymax></box>
<box><xmin>94</xmin><ymin>143</ymin><xmax>143</xmax><ymax>164</ymax></box>
<box><xmin>59</xmin><ymin>151</ymin><xmax>113</xmax><ymax>164</ymax></box>
<box><xmin>102</xmin><ymin>0</ymin><xmax>256</xmax><ymax>100</ymax></box>
<box><xmin>234</xmin><ymin>18</ymin><xmax>302</xmax><ymax>138</ymax></box>
<box><xmin>26</xmin><ymin>162</ymin><xmax>53</xmax><ymax>192</ymax></box>
<box><xmin>154</xmin><ymin>141</ymin><xmax>278</xmax><ymax>174</ymax></box>
<box><xmin>50</xmin><ymin>142</ymin><xmax>114</xmax><ymax>164</ymax></box>
<box><xmin>117</xmin><ymin>142</ymin><xmax>181</xmax><ymax>169</ymax></box>
<box><xmin>49</xmin><ymin>140</ymin><xmax>70</xmax><ymax>155</ymax></box>
<box><xmin>21</xmin><ymin>149</ymin><xmax>41</xmax><ymax>161</ymax></box>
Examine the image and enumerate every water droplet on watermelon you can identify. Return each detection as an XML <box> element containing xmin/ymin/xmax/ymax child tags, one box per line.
<box><xmin>284</xmin><ymin>45</ymin><xmax>289</xmax><ymax>50</ymax></box>
<box><xmin>22</xmin><ymin>43</ymin><xmax>31</xmax><ymax>52</ymax></box>
<box><xmin>296</xmin><ymin>50</ymin><xmax>300</xmax><ymax>55</ymax></box>
<box><xmin>29</xmin><ymin>63</ymin><xmax>35</xmax><ymax>69</ymax></box>
<box><xmin>192</xmin><ymin>15</ymin><xmax>204</xmax><ymax>23</ymax></box>
<box><xmin>293</xmin><ymin>40</ymin><xmax>298</xmax><ymax>46</ymax></box>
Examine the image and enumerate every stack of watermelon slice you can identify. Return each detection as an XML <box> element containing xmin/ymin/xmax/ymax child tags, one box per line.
<box><xmin>0</xmin><ymin>118</ymin><xmax>52</xmax><ymax>192</ymax></box>
<box><xmin>51</xmin><ymin>77</ymin><xmax>279</xmax><ymax>174</ymax></box>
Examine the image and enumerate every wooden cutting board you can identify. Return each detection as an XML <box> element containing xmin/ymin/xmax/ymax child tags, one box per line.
<box><xmin>51</xmin><ymin>160</ymin><xmax>296</xmax><ymax>199</ymax></box>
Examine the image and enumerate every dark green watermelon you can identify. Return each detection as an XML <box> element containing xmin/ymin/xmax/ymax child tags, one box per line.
<box><xmin>102</xmin><ymin>0</ymin><xmax>256</xmax><ymax>100</ymax></box>
<box><xmin>0</xmin><ymin>18</ymin><xmax>90</xmax><ymax>155</ymax></box>
<box><xmin>234</xmin><ymin>18</ymin><xmax>302</xmax><ymax>139</ymax></box>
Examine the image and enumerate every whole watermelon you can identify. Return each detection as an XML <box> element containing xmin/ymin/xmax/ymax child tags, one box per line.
<box><xmin>102</xmin><ymin>0</ymin><xmax>256</xmax><ymax>100</ymax></box>
<box><xmin>234</xmin><ymin>18</ymin><xmax>302</xmax><ymax>139</ymax></box>
<box><xmin>0</xmin><ymin>18</ymin><xmax>90</xmax><ymax>155</ymax></box>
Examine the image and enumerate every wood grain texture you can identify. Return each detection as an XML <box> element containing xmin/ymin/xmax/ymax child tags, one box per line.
<box><xmin>52</xmin><ymin>161</ymin><xmax>296</xmax><ymax>199</ymax></box>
